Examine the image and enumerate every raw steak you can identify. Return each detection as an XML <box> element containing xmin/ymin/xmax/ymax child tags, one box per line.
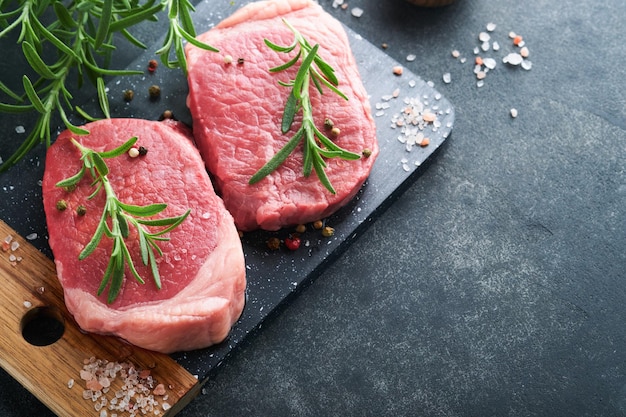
<box><xmin>185</xmin><ymin>0</ymin><xmax>379</xmax><ymax>231</ymax></box>
<box><xmin>42</xmin><ymin>118</ymin><xmax>246</xmax><ymax>353</ymax></box>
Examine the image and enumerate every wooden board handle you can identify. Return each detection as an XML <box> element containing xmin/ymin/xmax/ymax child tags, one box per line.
<box><xmin>0</xmin><ymin>220</ymin><xmax>199</xmax><ymax>416</ymax></box>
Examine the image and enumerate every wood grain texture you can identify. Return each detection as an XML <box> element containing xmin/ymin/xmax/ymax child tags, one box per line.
<box><xmin>0</xmin><ymin>220</ymin><xmax>199</xmax><ymax>416</ymax></box>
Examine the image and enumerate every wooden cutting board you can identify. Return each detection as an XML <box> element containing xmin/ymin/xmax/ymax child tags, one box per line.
<box><xmin>0</xmin><ymin>220</ymin><xmax>199</xmax><ymax>416</ymax></box>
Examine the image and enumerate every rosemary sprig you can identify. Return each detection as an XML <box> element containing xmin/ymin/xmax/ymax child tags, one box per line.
<box><xmin>0</xmin><ymin>0</ymin><xmax>216</xmax><ymax>173</ymax></box>
<box><xmin>249</xmin><ymin>19</ymin><xmax>361</xmax><ymax>194</ymax></box>
<box><xmin>56</xmin><ymin>136</ymin><xmax>191</xmax><ymax>304</ymax></box>
<box><xmin>156</xmin><ymin>0</ymin><xmax>218</xmax><ymax>74</ymax></box>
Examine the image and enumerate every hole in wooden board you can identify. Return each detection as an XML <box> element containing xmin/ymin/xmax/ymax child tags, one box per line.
<box><xmin>20</xmin><ymin>306</ymin><xmax>65</xmax><ymax>346</ymax></box>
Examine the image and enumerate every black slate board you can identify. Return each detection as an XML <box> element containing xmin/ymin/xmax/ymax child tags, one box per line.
<box><xmin>0</xmin><ymin>0</ymin><xmax>454</xmax><ymax>382</ymax></box>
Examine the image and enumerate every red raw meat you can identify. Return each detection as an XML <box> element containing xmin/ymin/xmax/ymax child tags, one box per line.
<box><xmin>185</xmin><ymin>0</ymin><xmax>379</xmax><ymax>231</ymax></box>
<box><xmin>42</xmin><ymin>119</ymin><xmax>246</xmax><ymax>353</ymax></box>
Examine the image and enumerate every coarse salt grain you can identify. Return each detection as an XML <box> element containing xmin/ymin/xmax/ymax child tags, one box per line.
<box><xmin>442</xmin><ymin>73</ymin><xmax>451</xmax><ymax>84</ymax></box>
<box><xmin>26</xmin><ymin>232</ymin><xmax>37</xmax><ymax>240</ymax></box>
<box><xmin>350</xmin><ymin>7</ymin><xmax>363</xmax><ymax>17</ymax></box>
<box><xmin>486</xmin><ymin>22</ymin><xmax>496</xmax><ymax>32</ymax></box>
<box><xmin>23</xmin><ymin>300</ymin><xmax>32</xmax><ymax>308</ymax></box>
<box><xmin>451</xmin><ymin>49</ymin><xmax>460</xmax><ymax>58</ymax></box>
<box><xmin>406</xmin><ymin>54</ymin><xmax>416</xmax><ymax>62</ymax></box>
<box><xmin>503</xmin><ymin>53</ymin><xmax>523</xmax><ymax>66</ymax></box>
<box><xmin>483</xmin><ymin>57</ymin><xmax>497</xmax><ymax>70</ymax></box>
<box><xmin>510</xmin><ymin>108</ymin><xmax>518</xmax><ymax>118</ymax></box>
<box><xmin>15</xmin><ymin>125</ymin><xmax>25</xmax><ymax>134</ymax></box>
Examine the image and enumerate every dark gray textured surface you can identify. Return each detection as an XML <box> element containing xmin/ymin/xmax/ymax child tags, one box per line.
<box><xmin>1</xmin><ymin>0</ymin><xmax>625</xmax><ymax>416</ymax></box>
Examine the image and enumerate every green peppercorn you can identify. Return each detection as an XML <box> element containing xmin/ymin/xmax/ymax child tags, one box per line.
<box><xmin>76</xmin><ymin>205</ymin><xmax>87</xmax><ymax>216</ymax></box>
<box><xmin>362</xmin><ymin>148</ymin><xmax>372</xmax><ymax>158</ymax></box>
<box><xmin>123</xmin><ymin>89</ymin><xmax>134</xmax><ymax>102</ymax></box>
<box><xmin>56</xmin><ymin>200</ymin><xmax>68</xmax><ymax>211</ymax></box>
<box><xmin>148</xmin><ymin>85</ymin><xmax>161</xmax><ymax>100</ymax></box>
<box><xmin>266</xmin><ymin>237</ymin><xmax>280</xmax><ymax>251</ymax></box>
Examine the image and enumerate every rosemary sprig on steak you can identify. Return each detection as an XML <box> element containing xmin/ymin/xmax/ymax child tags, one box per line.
<box><xmin>56</xmin><ymin>136</ymin><xmax>191</xmax><ymax>304</ymax></box>
<box><xmin>0</xmin><ymin>0</ymin><xmax>216</xmax><ymax>174</ymax></box>
<box><xmin>249</xmin><ymin>18</ymin><xmax>361</xmax><ymax>194</ymax></box>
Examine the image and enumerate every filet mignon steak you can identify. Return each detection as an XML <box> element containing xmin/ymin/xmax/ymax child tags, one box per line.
<box><xmin>185</xmin><ymin>0</ymin><xmax>379</xmax><ymax>231</ymax></box>
<box><xmin>42</xmin><ymin>118</ymin><xmax>246</xmax><ymax>353</ymax></box>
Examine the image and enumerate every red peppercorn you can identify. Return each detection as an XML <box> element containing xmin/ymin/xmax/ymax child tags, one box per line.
<box><xmin>147</xmin><ymin>59</ymin><xmax>158</xmax><ymax>73</ymax></box>
<box><xmin>284</xmin><ymin>234</ymin><xmax>301</xmax><ymax>251</ymax></box>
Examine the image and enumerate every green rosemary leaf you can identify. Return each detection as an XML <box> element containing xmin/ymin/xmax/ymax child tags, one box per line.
<box><xmin>313</xmin><ymin>154</ymin><xmax>336</xmax><ymax>194</ymax></box>
<box><xmin>249</xmin><ymin>128</ymin><xmax>304</xmax><ymax>185</ymax></box>
<box><xmin>74</xmin><ymin>106</ymin><xmax>100</xmax><ymax>122</ymax></box>
<box><xmin>292</xmin><ymin>43</ymin><xmax>319</xmax><ymax>100</ymax></box>
<box><xmin>269</xmin><ymin>49</ymin><xmax>301</xmax><ymax>73</ymax></box>
<box><xmin>264</xmin><ymin>38</ymin><xmax>297</xmax><ymax>53</ymax></box>
<box><xmin>282</xmin><ymin>91</ymin><xmax>299</xmax><ymax>133</ymax></box>
<box><xmin>120</xmin><ymin>239</ymin><xmax>144</xmax><ymax>284</ymax></box>
<box><xmin>178</xmin><ymin>26</ymin><xmax>219</xmax><ymax>52</ymax></box>
<box><xmin>0</xmin><ymin>81</ymin><xmax>24</xmax><ymax>102</ymax></box>
<box><xmin>22</xmin><ymin>41</ymin><xmax>57</xmax><ymax>80</ymax></box>
<box><xmin>94</xmin><ymin>0</ymin><xmax>113</xmax><ymax>50</ymax></box>
<box><xmin>147</xmin><ymin>246</ymin><xmax>161</xmax><ymax>289</ymax></box>
<box><xmin>138</xmin><ymin>227</ymin><xmax>149</xmax><ymax>265</ymax></box>
<box><xmin>178</xmin><ymin>0</ymin><xmax>196</xmax><ymax>36</ymax></box>
<box><xmin>28</xmin><ymin>15</ymin><xmax>78</xmax><ymax>60</ymax></box>
<box><xmin>91</xmin><ymin>153</ymin><xmax>109</xmax><ymax>177</ymax></box>
<box><xmin>146</xmin><ymin>209</ymin><xmax>191</xmax><ymax>236</ymax></box>
<box><xmin>0</xmin><ymin>103</ymin><xmax>33</xmax><ymax>113</ymax></box>
<box><xmin>313</xmin><ymin>56</ymin><xmax>339</xmax><ymax>86</ymax></box>
<box><xmin>53</xmin><ymin>2</ymin><xmax>77</xmax><ymax>29</ymax></box>
<box><xmin>119</xmin><ymin>28</ymin><xmax>148</xmax><ymax>49</ymax></box>
<box><xmin>97</xmin><ymin>255</ymin><xmax>116</xmax><ymax>296</ymax></box>
<box><xmin>79</xmin><ymin>209</ymin><xmax>108</xmax><ymax>260</ymax></box>
<box><xmin>96</xmin><ymin>77</ymin><xmax>111</xmax><ymax>119</ymax></box>
<box><xmin>58</xmin><ymin>109</ymin><xmax>89</xmax><ymax>135</ymax></box>
<box><xmin>302</xmin><ymin>129</ymin><xmax>313</xmax><ymax>177</ymax></box>
<box><xmin>81</xmin><ymin>58</ymin><xmax>143</xmax><ymax>77</ymax></box>
<box><xmin>98</xmin><ymin>136</ymin><xmax>138</xmax><ymax>158</ymax></box>
<box><xmin>117</xmin><ymin>211</ymin><xmax>130</xmax><ymax>238</ymax></box>
<box><xmin>55</xmin><ymin>165</ymin><xmax>86</xmax><ymax>188</ymax></box>
<box><xmin>108</xmin><ymin>2</ymin><xmax>164</xmax><ymax>32</ymax></box>
<box><xmin>107</xmin><ymin>254</ymin><xmax>125</xmax><ymax>304</ymax></box>
<box><xmin>118</xmin><ymin>201</ymin><xmax>168</xmax><ymax>217</ymax></box>
<box><xmin>22</xmin><ymin>76</ymin><xmax>46</xmax><ymax>113</ymax></box>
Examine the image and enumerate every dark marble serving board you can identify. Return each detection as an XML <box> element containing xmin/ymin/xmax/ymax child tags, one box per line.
<box><xmin>0</xmin><ymin>0</ymin><xmax>453</xmax><ymax>382</ymax></box>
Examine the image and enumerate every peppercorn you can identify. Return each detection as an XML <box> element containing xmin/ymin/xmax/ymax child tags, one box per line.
<box><xmin>322</xmin><ymin>226</ymin><xmax>335</xmax><ymax>237</ymax></box>
<box><xmin>295</xmin><ymin>224</ymin><xmax>306</xmax><ymax>234</ymax></box>
<box><xmin>138</xmin><ymin>146</ymin><xmax>148</xmax><ymax>156</ymax></box>
<box><xmin>161</xmin><ymin>109</ymin><xmax>173</xmax><ymax>119</ymax></box>
<box><xmin>123</xmin><ymin>89</ymin><xmax>134</xmax><ymax>102</ymax></box>
<box><xmin>267</xmin><ymin>237</ymin><xmax>280</xmax><ymax>251</ymax></box>
<box><xmin>76</xmin><ymin>205</ymin><xmax>87</xmax><ymax>216</ymax></box>
<box><xmin>237</xmin><ymin>57</ymin><xmax>245</xmax><ymax>65</ymax></box>
<box><xmin>324</xmin><ymin>118</ymin><xmax>334</xmax><ymax>130</ymax></box>
<box><xmin>148</xmin><ymin>85</ymin><xmax>161</xmax><ymax>100</ymax></box>
<box><xmin>312</xmin><ymin>220</ymin><xmax>324</xmax><ymax>230</ymax></box>
<box><xmin>330</xmin><ymin>127</ymin><xmax>340</xmax><ymax>138</ymax></box>
<box><xmin>128</xmin><ymin>147</ymin><xmax>140</xmax><ymax>158</ymax></box>
<box><xmin>147</xmin><ymin>59</ymin><xmax>158</xmax><ymax>73</ymax></box>
<box><xmin>284</xmin><ymin>234</ymin><xmax>301</xmax><ymax>251</ymax></box>
<box><xmin>362</xmin><ymin>148</ymin><xmax>372</xmax><ymax>158</ymax></box>
<box><xmin>56</xmin><ymin>200</ymin><xmax>68</xmax><ymax>211</ymax></box>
